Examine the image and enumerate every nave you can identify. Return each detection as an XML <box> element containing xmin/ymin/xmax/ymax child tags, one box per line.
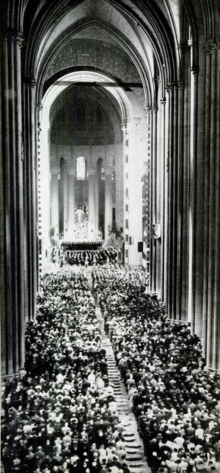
<box><xmin>1</xmin><ymin>266</ymin><xmax>220</xmax><ymax>473</ymax></box>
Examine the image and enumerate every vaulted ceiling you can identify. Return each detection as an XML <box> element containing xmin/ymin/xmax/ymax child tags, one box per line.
<box><xmin>50</xmin><ymin>85</ymin><xmax>116</xmax><ymax>146</ymax></box>
<box><xmin>3</xmin><ymin>0</ymin><xmax>218</xmax><ymax>107</ymax></box>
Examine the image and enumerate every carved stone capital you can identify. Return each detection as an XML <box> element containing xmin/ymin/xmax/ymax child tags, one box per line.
<box><xmin>165</xmin><ymin>81</ymin><xmax>184</xmax><ymax>92</ymax></box>
<box><xmin>191</xmin><ymin>65</ymin><xmax>200</xmax><ymax>75</ymax></box>
<box><xmin>15</xmin><ymin>32</ymin><xmax>24</xmax><ymax>48</ymax></box>
<box><xmin>4</xmin><ymin>29</ymin><xmax>24</xmax><ymax>47</ymax></box>
<box><xmin>36</xmin><ymin>104</ymin><xmax>43</xmax><ymax>125</ymax></box>
<box><xmin>121</xmin><ymin>123</ymin><xmax>127</xmax><ymax>132</ymax></box>
<box><xmin>36</xmin><ymin>104</ymin><xmax>43</xmax><ymax>111</ymax></box>
<box><xmin>165</xmin><ymin>83</ymin><xmax>174</xmax><ymax>93</ymax></box>
<box><xmin>151</xmin><ymin>223</ymin><xmax>161</xmax><ymax>239</ymax></box>
<box><xmin>160</xmin><ymin>97</ymin><xmax>167</xmax><ymax>105</ymax></box>
<box><xmin>24</xmin><ymin>77</ymin><xmax>37</xmax><ymax>88</ymax></box>
<box><xmin>206</xmin><ymin>39</ymin><xmax>220</xmax><ymax>53</ymax></box>
<box><xmin>145</xmin><ymin>106</ymin><xmax>153</xmax><ymax>114</ymax></box>
<box><xmin>121</xmin><ymin>122</ymin><xmax>131</xmax><ymax>133</ymax></box>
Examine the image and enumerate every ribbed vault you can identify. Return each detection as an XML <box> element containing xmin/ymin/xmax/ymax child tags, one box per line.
<box><xmin>21</xmin><ymin>0</ymin><xmax>182</xmax><ymax>107</ymax></box>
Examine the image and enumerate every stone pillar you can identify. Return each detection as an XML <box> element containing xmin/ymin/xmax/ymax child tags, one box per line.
<box><xmin>165</xmin><ymin>83</ymin><xmax>183</xmax><ymax>321</ymax></box>
<box><xmin>200</xmin><ymin>40</ymin><xmax>220</xmax><ymax>370</ymax></box>
<box><xmin>176</xmin><ymin>81</ymin><xmax>185</xmax><ymax>318</ymax></box>
<box><xmin>180</xmin><ymin>46</ymin><xmax>191</xmax><ymax>322</ymax></box>
<box><xmin>88</xmin><ymin>167</ymin><xmax>96</xmax><ymax>240</ymax></box>
<box><xmin>51</xmin><ymin>166</ymin><xmax>60</xmax><ymax>242</ymax></box>
<box><xmin>121</xmin><ymin>123</ymin><xmax>128</xmax><ymax>263</ymax></box>
<box><xmin>1</xmin><ymin>29</ymin><xmax>25</xmax><ymax>375</ymax></box>
<box><xmin>160</xmin><ymin>97</ymin><xmax>168</xmax><ymax>303</ymax></box>
<box><xmin>105</xmin><ymin>167</ymin><xmax>113</xmax><ymax>240</ymax></box>
<box><xmin>40</xmin><ymin>117</ymin><xmax>50</xmax><ymax>269</ymax></box>
<box><xmin>148</xmin><ymin>106</ymin><xmax>158</xmax><ymax>292</ymax></box>
<box><xmin>167</xmin><ymin>84</ymin><xmax>177</xmax><ymax>319</ymax></box>
<box><xmin>0</xmin><ymin>28</ymin><xmax>5</xmax><ymax>376</ymax></box>
<box><xmin>67</xmin><ymin>166</ymin><xmax>75</xmax><ymax>240</ymax></box>
<box><xmin>23</xmin><ymin>78</ymin><xmax>37</xmax><ymax>322</ymax></box>
<box><xmin>63</xmin><ymin>163</ymin><xmax>68</xmax><ymax>241</ymax></box>
<box><xmin>95</xmin><ymin>173</ymin><xmax>100</xmax><ymax>238</ymax></box>
<box><xmin>36</xmin><ymin>106</ymin><xmax>43</xmax><ymax>283</ymax></box>
<box><xmin>159</xmin><ymin>64</ymin><xmax>191</xmax><ymax>323</ymax></box>
<box><xmin>115</xmin><ymin>141</ymin><xmax>124</xmax><ymax>230</ymax></box>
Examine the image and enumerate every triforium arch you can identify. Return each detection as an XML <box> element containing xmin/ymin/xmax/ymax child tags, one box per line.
<box><xmin>1</xmin><ymin>0</ymin><xmax>220</xmax><ymax>377</ymax></box>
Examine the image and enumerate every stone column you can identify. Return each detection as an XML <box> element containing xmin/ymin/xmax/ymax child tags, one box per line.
<box><xmin>88</xmin><ymin>167</ymin><xmax>96</xmax><ymax>240</ymax></box>
<box><xmin>176</xmin><ymin>81</ymin><xmax>185</xmax><ymax>319</ymax></box>
<box><xmin>105</xmin><ymin>167</ymin><xmax>113</xmax><ymax>240</ymax></box>
<box><xmin>147</xmin><ymin>106</ymin><xmax>157</xmax><ymax>292</ymax></box>
<box><xmin>160</xmin><ymin>97</ymin><xmax>168</xmax><ymax>303</ymax></box>
<box><xmin>51</xmin><ymin>165</ymin><xmax>60</xmax><ymax>241</ymax></box>
<box><xmin>121</xmin><ymin>123</ymin><xmax>129</xmax><ymax>263</ymax></box>
<box><xmin>40</xmin><ymin>117</ymin><xmax>50</xmax><ymax>269</ymax></box>
<box><xmin>166</xmin><ymin>83</ymin><xmax>178</xmax><ymax>320</ymax></box>
<box><xmin>201</xmin><ymin>40</ymin><xmax>220</xmax><ymax>370</ymax></box>
<box><xmin>115</xmin><ymin>141</ymin><xmax>124</xmax><ymax>230</ymax></box>
<box><xmin>169</xmin><ymin>81</ymin><xmax>185</xmax><ymax>320</ymax></box>
<box><xmin>67</xmin><ymin>166</ymin><xmax>75</xmax><ymax>240</ymax></box>
<box><xmin>0</xmin><ymin>29</ymin><xmax>5</xmax><ymax>376</ymax></box>
<box><xmin>63</xmin><ymin>164</ymin><xmax>68</xmax><ymax>241</ymax></box>
<box><xmin>23</xmin><ymin>78</ymin><xmax>37</xmax><ymax>322</ymax></box>
<box><xmin>180</xmin><ymin>46</ymin><xmax>191</xmax><ymax>322</ymax></box>
<box><xmin>36</xmin><ymin>105</ymin><xmax>43</xmax><ymax>285</ymax></box>
<box><xmin>1</xmin><ymin>29</ymin><xmax>25</xmax><ymax>375</ymax></box>
<box><xmin>160</xmin><ymin>68</ymin><xmax>191</xmax><ymax>324</ymax></box>
<box><xmin>95</xmin><ymin>173</ymin><xmax>100</xmax><ymax>238</ymax></box>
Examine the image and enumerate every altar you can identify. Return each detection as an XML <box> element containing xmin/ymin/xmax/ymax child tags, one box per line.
<box><xmin>50</xmin><ymin>159</ymin><xmax>113</xmax><ymax>246</ymax></box>
<box><xmin>74</xmin><ymin>207</ymin><xmax>88</xmax><ymax>240</ymax></box>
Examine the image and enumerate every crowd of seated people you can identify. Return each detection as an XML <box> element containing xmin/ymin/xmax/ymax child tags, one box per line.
<box><xmin>66</xmin><ymin>248</ymin><xmax>118</xmax><ymax>266</ymax></box>
<box><xmin>92</xmin><ymin>265</ymin><xmax>147</xmax><ymax>297</ymax></box>
<box><xmin>92</xmin><ymin>264</ymin><xmax>220</xmax><ymax>473</ymax></box>
<box><xmin>1</xmin><ymin>270</ymin><xmax>131</xmax><ymax>473</ymax></box>
<box><xmin>61</xmin><ymin>242</ymin><xmax>102</xmax><ymax>251</ymax></box>
<box><xmin>51</xmin><ymin>247</ymin><xmax>118</xmax><ymax>267</ymax></box>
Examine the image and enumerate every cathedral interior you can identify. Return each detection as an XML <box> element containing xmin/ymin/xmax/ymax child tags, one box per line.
<box><xmin>1</xmin><ymin>0</ymin><xmax>220</xmax><ymax>472</ymax></box>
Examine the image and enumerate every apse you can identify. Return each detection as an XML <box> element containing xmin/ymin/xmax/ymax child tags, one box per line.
<box><xmin>49</xmin><ymin>84</ymin><xmax>121</xmax><ymax>243</ymax></box>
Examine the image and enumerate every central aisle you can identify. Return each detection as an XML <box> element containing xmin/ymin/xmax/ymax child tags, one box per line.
<box><xmin>86</xmin><ymin>267</ymin><xmax>150</xmax><ymax>472</ymax></box>
<box><xmin>95</xmin><ymin>305</ymin><xmax>151</xmax><ymax>473</ymax></box>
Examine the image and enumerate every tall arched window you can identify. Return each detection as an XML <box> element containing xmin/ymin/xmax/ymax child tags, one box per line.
<box><xmin>76</xmin><ymin>157</ymin><xmax>87</xmax><ymax>180</ymax></box>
